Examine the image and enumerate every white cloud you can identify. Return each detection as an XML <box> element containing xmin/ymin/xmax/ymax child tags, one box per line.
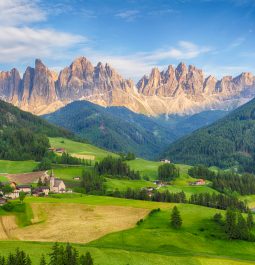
<box><xmin>0</xmin><ymin>0</ymin><xmax>46</xmax><ymax>26</ymax></box>
<box><xmin>115</xmin><ymin>10</ymin><xmax>140</xmax><ymax>21</ymax></box>
<box><xmin>0</xmin><ymin>0</ymin><xmax>87</xmax><ymax>64</ymax></box>
<box><xmin>83</xmin><ymin>41</ymin><xmax>212</xmax><ymax>80</ymax></box>
<box><xmin>0</xmin><ymin>27</ymin><xmax>86</xmax><ymax>63</ymax></box>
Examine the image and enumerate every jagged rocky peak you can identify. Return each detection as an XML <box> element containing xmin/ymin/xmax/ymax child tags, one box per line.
<box><xmin>175</xmin><ymin>62</ymin><xmax>188</xmax><ymax>81</ymax></box>
<box><xmin>0</xmin><ymin>68</ymin><xmax>21</xmax><ymax>101</ymax></box>
<box><xmin>0</xmin><ymin>58</ymin><xmax>255</xmax><ymax>116</ymax></box>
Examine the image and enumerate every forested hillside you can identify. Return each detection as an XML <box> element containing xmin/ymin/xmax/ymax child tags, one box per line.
<box><xmin>163</xmin><ymin>98</ymin><xmax>255</xmax><ymax>172</ymax></box>
<box><xmin>43</xmin><ymin>101</ymin><xmax>228</xmax><ymax>159</ymax></box>
<box><xmin>43</xmin><ymin>101</ymin><xmax>176</xmax><ymax>159</ymax></box>
<box><xmin>0</xmin><ymin>100</ymin><xmax>73</xmax><ymax>160</ymax></box>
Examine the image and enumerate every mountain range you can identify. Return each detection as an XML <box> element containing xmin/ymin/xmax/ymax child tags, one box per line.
<box><xmin>43</xmin><ymin>100</ymin><xmax>228</xmax><ymax>159</ymax></box>
<box><xmin>1</xmin><ymin>57</ymin><xmax>255</xmax><ymax>116</ymax></box>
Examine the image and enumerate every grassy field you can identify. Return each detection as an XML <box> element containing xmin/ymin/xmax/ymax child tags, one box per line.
<box><xmin>0</xmin><ymin>195</ymin><xmax>254</xmax><ymax>264</ymax></box>
<box><xmin>127</xmin><ymin>158</ymin><xmax>161</xmax><ymax>179</ymax></box>
<box><xmin>49</xmin><ymin>137</ymin><xmax>117</xmax><ymax>161</ymax></box>
<box><xmin>0</xmin><ymin>160</ymin><xmax>38</xmax><ymax>174</ymax></box>
<box><xmin>105</xmin><ymin>178</ymin><xmax>156</xmax><ymax>192</ymax></box>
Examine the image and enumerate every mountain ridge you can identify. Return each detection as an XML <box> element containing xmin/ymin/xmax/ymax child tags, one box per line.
<box><xmin>162</xmin><ymin>97</ymin><xmax>255</xmax><ymax>172</ymax></box>
<box><xmin>1</xmin><ymin>57</ymin><xmax>255</xmax><ymax>116</ymax></box>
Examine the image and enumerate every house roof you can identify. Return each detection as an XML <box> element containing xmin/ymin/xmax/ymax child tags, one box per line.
<box><xmin>54</xmin><ymin>179</ymin><xmax>64</xmax><ymax>187</ymax></box>
<box><xmin>17</xmin><ymin>185</ymin><xmax>31</xmax><ymax>189</ymax></box>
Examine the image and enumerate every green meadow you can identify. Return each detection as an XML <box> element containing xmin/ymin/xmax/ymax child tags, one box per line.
<box><xmin>49</xmin><ymin>137</ymin><xmax>117</xmax><ymax>161</ymax></box>
<box><xmin>0</xmin><ymin>195</ymin><xmax>254</xmax><ymax>265</ymax></box>
<box><xmin>0</xmin><ymin>160</ymin><xmax>38</xmax><ymax>174</ymax></box>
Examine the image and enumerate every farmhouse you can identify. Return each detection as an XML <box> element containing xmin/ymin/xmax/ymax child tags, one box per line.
<box><xmin>16</xmin><ymin>185</ymin><xmax>31</xmax><ymax>194</ymax></box>
<box><xmin>160</xmin><ymin>159</ymin><xmax>171</xmax><ymax>164</ymax></box>
<box><xmin>189</xmin><ymin>179</ymin><xmax>206</xmax><ymax>186</ymax></box>
<box><xmin>153</xmin><ymin>180</ymin><xmax>168</xmax><ymax>188</ymax></box>
<box><xmin>33</xmin><ymin>186</ymin><xmax>50</xmax><ymax>197</ymax></box>
<box><xmin>6</xmin><ymin>184</ymin><xmax>32</xmax><ymax>199</ymax></box>
<box><xmin>55</xmin><ymin>148</ymin><xmax>66</xmax><ymax>153</ymax></box>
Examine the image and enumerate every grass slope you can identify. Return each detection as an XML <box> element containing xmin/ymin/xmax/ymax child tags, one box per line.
<box><xmin>49</xmin><ymin>137</ymin><xmax>116</xmax><ymax>161</ymax></box>
<box><xmin>0</xmin><ymin>160</ymin><xmax>38</xmax><ymax>174</ymax></box>
<box><xmin>0</xmin><ymin>196</ymin><xmax>254</xmax><ymax>264</ymax></box>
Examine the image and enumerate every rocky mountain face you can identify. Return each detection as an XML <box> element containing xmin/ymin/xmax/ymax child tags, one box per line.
<box><xmin>0</xmin><ymin>57</ymin><xmax>255</xmax><ymax>115</ymax></box>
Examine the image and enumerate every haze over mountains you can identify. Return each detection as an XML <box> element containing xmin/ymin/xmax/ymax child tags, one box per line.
<box><xmin>1</xmin><ymin>57</ymin><xmax>255</xmax><ymax>116</ymax></box>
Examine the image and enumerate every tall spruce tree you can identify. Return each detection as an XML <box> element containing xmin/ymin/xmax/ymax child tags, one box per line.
<box><xmin>247</xmin><ymin>210</ymin><xmax>254</xmax><ymax>230</ymax></box>
<box><xmin>225</xmin><ymin>208</ymin><xmax>237</xmax><ymax>239</ymax></box>
<box><xmin>40</xmin><ymin>255</ymin><xmax>47</xmax><ymax>265</ymax></box>
<box><xmin>170</xmin><ymin>206</ymin><xmax>182</xmax><ymax>229</ymax></box>
<box><xmin>236</xmin><ymin>213</ymin><xmax>249</xmax><ymax>240</ymax></box>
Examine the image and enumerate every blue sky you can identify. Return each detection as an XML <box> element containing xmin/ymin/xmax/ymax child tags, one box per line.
<box><xmin>0</xmin><ymin>0</ymin><xmax>255</xmax><ymax>80</ymax></box>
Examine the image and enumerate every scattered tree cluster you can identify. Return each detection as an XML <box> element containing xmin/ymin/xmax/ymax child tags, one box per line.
<box><xmin>120</xmin><ymin>152</ymin><xmax>136</xmax><ymax>161</ymax></box>
<box><xmin>110</xmin><ymin>188</ymin><xmax>186</xmax><ymax>203</ymax></box>
<box><xmin>189</xmin><ymin>193</ymin><xmax>248</xmax><ymax>212</ymax></box>
<box><xmin>213</xmin><ymin>209</ymin><xmax>254</xmax><ymax>241</ymax></box>
<box><xmin>158</xmin><ymin>163</ymin><xmax>180</xmax><ymax>181</ymax></box>
<box><xmin>0</xmin><ymin>248</ymin><xmax>32</xmax><ymax>265</ymax></box>
<box><xmin>212</xmin><ymin>172</ymin><xmax>255</xmax><ymax>195</ymax></box>
<box><xmin>34</xmin><ymin>152</ymin><xmax>91</xmax><ymax>171</ymax></box>
<box><xmin>0</xmin><ymin>243</ymin><xmax>94</xmax><ymax>265</ymax></box>
<box><xmin>95</xmin><ymin>156</ymin><xmax>140</xmax><ymax>180</ymax></box>
<box><xmin>188</xmin><ymin>165</ymin><xmax>216</xmax><ymax>179</ymax></box>
<box><xmin>81</xmin><ymin>170</ymin><xmax>105</xmax><ymax>194</ymax></box>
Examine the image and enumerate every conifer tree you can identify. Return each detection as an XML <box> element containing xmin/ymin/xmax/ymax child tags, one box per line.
<box><xmin>170</xmin><ymin>206</ymin><xmax>182</xmax><ymax>229</ymax></box>
<box><xmin>236</xmin><ymin>213</ymin><xmax>249</xmax><ymax>240</ymax></box>
<box><xmin>225</xmin><ymin>208</ymin><xmax>237</xmax><ymax>239</ymax></box>
<box><xmin>40</xmin><ymin>255</ymin><xmax>46</xmax><ymax>265</ymax></box>
<box><xmin>247</xmin><ymin>210</ymin><xmax>254</xmax><ymax>230</ymax></box>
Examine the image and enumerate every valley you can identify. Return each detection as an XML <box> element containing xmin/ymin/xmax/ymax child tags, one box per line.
<box><xmin>1</xmin><ymin>1</ymin><xmax>255</xmax><ymax>264</ymax></box>
<box><xmin>0</xmin><ymin>136</ymin><xmax>255</xmax><ymax>264</ymax></box>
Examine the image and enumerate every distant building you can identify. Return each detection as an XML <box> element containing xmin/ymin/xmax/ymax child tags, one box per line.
<box><xmin>55</xmin><ymin>148</ymin><xmax>65</xmax><ymax>153</ymax></box>
<box><xmin>189</xmin><ymin>179</ymin><xmax>206</xmax><ymax>186</ymax></box>
<box><xmin>73</xmin><ymin>177</ymin><xmax>81</xmax><ymax>181</ymax></box>
<box><xmin>16</xmin><ymin>185</ymin><xmax>31</xmax><ymax>194</ymax></box>
<box><xmin>6</xmin><ymin>184</ymin><xmax>31</xmax><ymax>199</ymax></box>
<box><xmin>160</xmin><ymin>159</ymin><xmax>171</xmax><ymax>164</ymax></box>
<box><xmin>33</xmin><ymin>186</ymin><xmax>50</xmax><ymax>197</ymax></box>
<box><xmin>49</xmin><ymin>171</ymin><xmax>66</xmax><ymax>193</ymax></box>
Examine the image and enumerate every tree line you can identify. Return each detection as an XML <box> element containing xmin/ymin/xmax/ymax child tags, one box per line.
<box><xmin>189</xmin><ymin>192</ymin><xmax>248</xmax><ymax>212</ymax></box>
<box><xmin>35</xmin><ymin>152</ymin><xmax>92</xmax><ymax>171</ymax></box>
<box><xmin>94</xmin><ymin>156</ymin><xmax>140</xmax><ymax>180</ymax></box>
<box><xmin>0</xmin><ymin>243</ymin><xmax>93</xmax><ymax>265</ymax></box>
<box><xmin>188</xmin><ymin>165</ymin><xmax>255</xmax><ymax>196</ymax></box>
<box><xmin>108</xmin><ymin>188</ymin><xmax>247</xmax><ymax>212</ymax></box>
<box><xmin>213</xmin><ymin>208</ymin><xmax>254</xmax><ymax>241</ymax></box>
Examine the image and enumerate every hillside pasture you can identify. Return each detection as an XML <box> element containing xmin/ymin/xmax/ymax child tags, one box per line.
<box><xmin>49</xmin><ymin>137</ymin><xmax>117</xmax><ymax>161</ymax></box>
<box><xmin>0</xmin><ymin>160</ymin><xmax>38</xmax><ymax>174</ymax></box>
<box><xmin>0</xmin><ymin>196</ymin><xmax>254</xmax><ymax>264</ymax></box>
<box><xmin>0</xmin><ymin>203</ymin><xmax>148</xmax><ymax>243</ymax></box>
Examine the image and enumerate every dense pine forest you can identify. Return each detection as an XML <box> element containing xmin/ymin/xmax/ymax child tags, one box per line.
<box><xmin>0</xmin><ymin>100</ymin><xmax>73</xmax><ymax>161</ymax></box>
<box><xmin>163</xmin><ymin>97</ymin><xmax>255</xmax><ymax>172</ymax></box>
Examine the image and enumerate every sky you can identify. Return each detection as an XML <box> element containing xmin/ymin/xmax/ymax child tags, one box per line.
<box><xmin>0</xmin><ymin>0</ymin><xmax>255</xmax><ymax>81</ymax></box>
